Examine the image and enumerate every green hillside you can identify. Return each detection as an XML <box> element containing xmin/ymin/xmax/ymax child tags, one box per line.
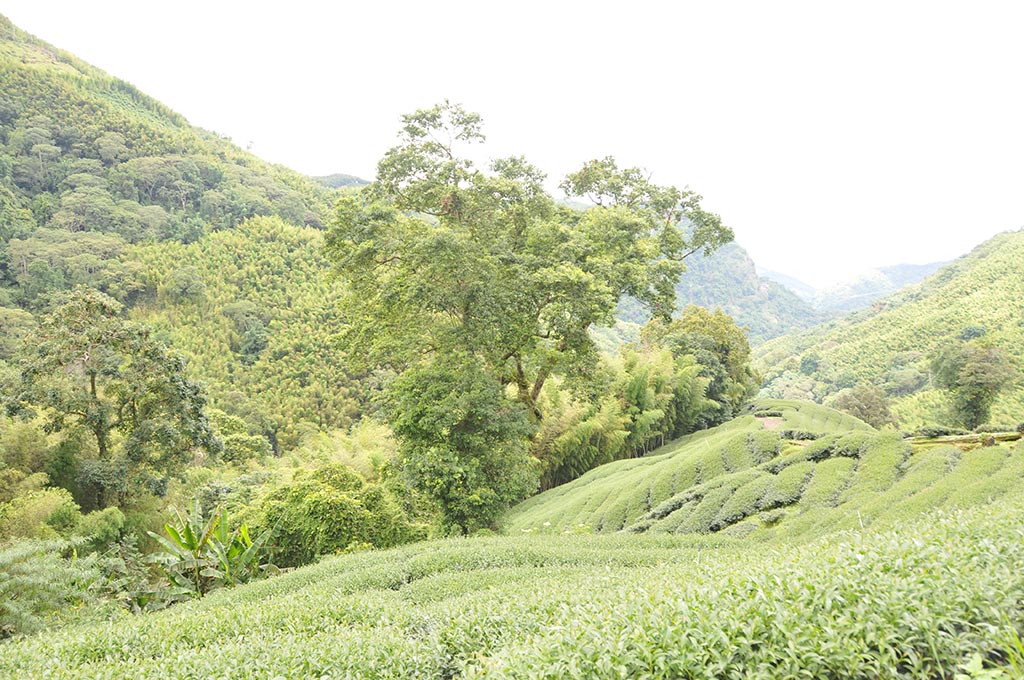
<box><xmin>125</xmin><ymin>217</ymin><xmax>365</xmax><ymax>449</ymax></box>
<box><xmin>505</xmin><ymin>399</ymin><xmax>1023</xmax><ymax>539</ymax></box>
<box><xmin>0</xmin><ymin>13</ymin><xmax>334</xmax><ymax>311</ymax></box>
<box><xmin>0</xmin><ymin>15</ymin><xmax>370</xmax><ymax>444</ymax></box>
<box><xmin>756</xmin><ymin>230</ymin><xmax>1024</xmax><ymax>428</ymax></box>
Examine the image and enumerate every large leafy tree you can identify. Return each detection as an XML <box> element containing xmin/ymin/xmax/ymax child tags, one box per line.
<box><xmin>7</xmin><ymin>288</ymin><xmax>219</xmax><ymax>507</ymax></box>
<box><xmin>327</xmin><ymin>102</ymin><xmax>731</xmax><ymax>418</ymax></box>
<box><xmin>327</xmin><ymin>102</ymin><xmax>731</xmax><ymax>529</ymax></box>
<box><xmin>639</xmin><ymin>306</ymin><xmax>759</xmax><ymax>424</ymax></box>
<box><xmin>931</xmin><ymin>340</ymin><xmax>1016</xmax><ymax>429</ymax></box>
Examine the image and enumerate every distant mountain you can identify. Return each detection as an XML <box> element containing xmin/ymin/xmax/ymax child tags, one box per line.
<box><xmin>758</xmin><ymin>269</ymin><xmax>816</xmax><ymax>301</ymax></box>
<box><xmin>617</xmin><ymin>242</ymin><xmax>824</xmax><ymax>345</ymax></box>
<box><xmin>313</xmin><ymin>173</ymin><xmax>370</xmax><ymax>189</ymax></box>
<box><xmin>755</xmin><ymin>230</ymin><xmax>1024</xmax><ymax>427</ymax></box>
<box><xmin>762</xmin><ymin>262</ymin><xmax>950</xmax><ymax>314</ymax></box>
<box><xmin>811</xmin><ymin>261</ymin><xmax>950</xmax><ymax>313</ymax></box>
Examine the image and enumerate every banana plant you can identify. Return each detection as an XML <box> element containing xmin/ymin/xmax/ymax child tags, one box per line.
<box><xmin>147</xmin><ymin>500</ymin><xmax>275</xmax><ymax>598</ymax></box>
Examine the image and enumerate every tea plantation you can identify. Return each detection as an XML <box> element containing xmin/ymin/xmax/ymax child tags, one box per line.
<box><xmin>3</xmin><ymin>399</ymin><xmax>1024</xmax><ymax>678</ymax></box>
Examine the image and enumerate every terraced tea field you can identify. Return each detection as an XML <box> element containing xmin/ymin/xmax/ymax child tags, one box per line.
<box><xmin>505</xmin><ymin>400</ymin><xmax>1023</xmax><ymax>540</ymax></box>
<box><xmin>4</xmin><ymin>400</ymin><xmax>1023</xmax><ymax>678</ymax></box>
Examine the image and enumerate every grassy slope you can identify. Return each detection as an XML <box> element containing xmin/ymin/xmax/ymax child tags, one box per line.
<box><xmin>755</xmin><ymin>230</ymin><xmax>1024</xmax><ymax>427</ymax></box>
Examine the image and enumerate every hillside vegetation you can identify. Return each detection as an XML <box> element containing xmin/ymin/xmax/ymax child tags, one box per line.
<box><xmin>0</xmin><ymin>12</ymin><xmax>333</xmax><ymax>323</ymax></box>
<box><xmin>505</xmin><ymin>399</ymin><xmax>1023</xmax><ymax>539</ymax></box>
<box><xmin>126</xmin><ymin>217</ymin><xmax>365</xmax><ymax>449</ymax></box>
<box><xmin>756</xmin><ymin>230</ymin><xmax>1024</xmax><ymax>427</ymax></box>
<box><xmin>617</xmin><ymin>241</ymin><xmax>823</xmax><ymax>345</ymax></box>
<box><xmin>2</xmin><ymin>464</ymin><xmax>1023</xmax><ymax>677</ymax></box>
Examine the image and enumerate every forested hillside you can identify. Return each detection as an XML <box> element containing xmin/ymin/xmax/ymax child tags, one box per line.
<box><xmin>756</xmin><ymin>230</ymin><xmax>1024</xmax><ymax>428</ymax></box>
<box><xmin>617</xmin><ymin>241</ymin><xmax>823</xmax><ymax>344</ymax></box>
<box><xmin>0</xmin><ymin>13</ymin><xmax>333</xmax><ymax>313</ymax></box>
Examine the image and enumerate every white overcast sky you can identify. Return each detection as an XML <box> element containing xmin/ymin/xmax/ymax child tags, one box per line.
<box><xmin>3</xmin><ymin>1</ymin><xmax>1022</xmax><ymax>287</ymax></box>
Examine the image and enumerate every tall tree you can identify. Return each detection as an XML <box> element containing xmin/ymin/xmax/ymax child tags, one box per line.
<box><xmin>327</xmin><ymin>102</ymin><xmax>731</xmax><ymax>528</ymax></box>
<box><xmin>639</xmin><ymin>306</ymin><xmax>759</xmax><ymax>424</ymax></box>
<box><xmin>327</xmin><ymin>101</ymin><xmax>731</xmax><ymax>421</ymax></box>
<box><xmin>6</xmin><ymin>288</ymin><xmax>219</xmax><ymax>507</ymax></box>
<box><xmin>931</xmin><ymin>340</ymin><xmax>1016</xmax><ymax>429</ymax></box>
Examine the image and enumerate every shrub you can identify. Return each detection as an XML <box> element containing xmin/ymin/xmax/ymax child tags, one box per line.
<box><xmin>804</xmin><ymin>432</ymin><xmax>874</xmax><ymax>462</ymax></box>
<box><xmin>253</xmin><ymin>464</ymin><xmax>421</xmax><ymax>568</ymax></box>
<box><xmin>974</xmin><ymin>424</ymin><xmax>1013</xmax><ymax>433</ymax></box>
<box><xmin>75</xmin><ymin>506</ymin><xmax>126</xmax><ymax>551</ymax></box>
<box><xmin>0</xmin><ymin>487</ymin><xmax>81</xmax><ymax>540</ymax></box>
<box><xmin>779</xmin><ymin>430</ymin><xmax>821</xmax><ymax>441</ymax></box>
<box><xmin>912</xmin><ymin>425</ymin><xmax>969</xmax><ymax>438</ymax></box>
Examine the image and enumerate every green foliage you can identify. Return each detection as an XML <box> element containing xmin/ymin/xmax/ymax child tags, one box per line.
<box><xmin>0</xmin><ymin>538</ymin><xmax>104</xmax><ymax>639</ymax></box>
<box><xmin>74</xmin><ymin>506</ymin><xmax>125</xmax><ymax>550</ymax></box>
<box><xmin>7</xmin><ymin>288</ymin><xmax>219</xmax><ymax>507</ymax></box>
<box><xmin>253</xmin><ymin>464</ymin><xmax>422</xmax><ymax>567</ymax></box>
<box><xmin>534</xmin><ymin>342</ymin><xmax>713</xmax><ymax>489</ymax></box>
<box><xmin>389</xmin><ymin>356</ymin><xmax>537</xmax><ymax>534</ymax></box>
<box><xmin>640</xmin><ymin>306</ymin><xmax>760</xmax><ymax>423</ymax></box>
<box><xmin>0</xmin><ymin>486</ymin><xmax>80</xmax><ymax>539</ymax></box>
<box><xmin>931</xmin><ymin>339</ymin><xmax>1017</xmax><ymax>429</ymax></box>
<box><xmin>129</xmin><ymin>217</ymin><xmax>364</xmax><ymax>450</ymax></box>
<box><xmin>147</xmin><ymin>499</ymin><xmax>274</xmax><ymax>598</ymax></box>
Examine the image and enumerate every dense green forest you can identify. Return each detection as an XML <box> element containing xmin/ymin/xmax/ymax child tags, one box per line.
<box><xmin>2</xmin><ymin>13</ymin><xmax>1024</xmax><ymax>678</ymax></box>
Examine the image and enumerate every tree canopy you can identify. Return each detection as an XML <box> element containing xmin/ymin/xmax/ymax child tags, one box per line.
<box><xmin>327</xmin><ymin>101</ymin><xmax>731</xmax><ymax>420</ymax></box>
<box><xmin>327</xmin><ymin>101</ymin><xmax>732</xmax><ymax>529</ymax></box>
<box><xmin>6</xmin><ymin>288</ymin><xmax>218</xmax><ymax>507</ymax></box>
<box><xmin>931</xmin><ymin>340</ymin><xmax>1017</xmax><ymax>429</ymax></box>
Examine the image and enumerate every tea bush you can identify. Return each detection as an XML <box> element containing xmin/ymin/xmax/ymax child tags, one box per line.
<box><xmin>4</xmin><ymin>501</ymin><xmax>1024</xmax><ymax>677</ymax></box>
